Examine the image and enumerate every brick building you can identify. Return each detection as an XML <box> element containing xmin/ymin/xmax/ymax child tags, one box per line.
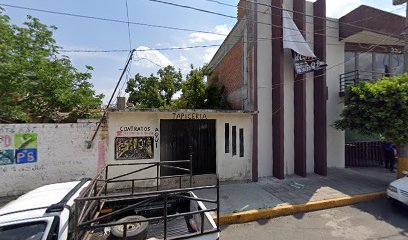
<box><xmin>208</xmin><ymin>0</ymin><xmax>405</xmax><ymax>180</ymax></box>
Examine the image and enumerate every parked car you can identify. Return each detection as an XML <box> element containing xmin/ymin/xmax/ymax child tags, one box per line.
<box><xmin>0</xmin><ymin>179</ymin><xmax>91</xmax><ymax>240</ymax></box>
<box><xmin>387</xmin><ymin>171</ymin><xmax>408</xmax><ymax>206</ymax></box>
<box><xmin>0</xmin><ymin>160</ymin><xmax>220</xmax><ymax>240</ymax></box>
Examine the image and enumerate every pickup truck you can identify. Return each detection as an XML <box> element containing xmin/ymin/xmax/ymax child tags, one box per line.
<box><xmin>0</xmin><ymin>161</ymin><xmax>220</xmax><ymax>240</ymax></box>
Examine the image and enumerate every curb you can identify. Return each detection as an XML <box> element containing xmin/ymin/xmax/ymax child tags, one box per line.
<box><xmin>214</xmin><ymin>191</ymin><xmax>386</xmax><ymax>225</ymax></box>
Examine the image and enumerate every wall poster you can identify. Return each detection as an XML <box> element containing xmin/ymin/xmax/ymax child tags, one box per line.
<box><xmin>115</xmin><ymin>137</ymin><xmax>154</xmax><ymax>160</ymax></box>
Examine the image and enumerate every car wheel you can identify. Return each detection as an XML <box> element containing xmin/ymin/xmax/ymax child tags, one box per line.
<box><xmin>110</xmin><ymin>215</ymin><xmax>149</xmax><ymax>240</ymax></box>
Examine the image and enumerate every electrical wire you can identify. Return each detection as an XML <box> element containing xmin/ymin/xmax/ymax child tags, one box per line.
<box><xmin>147</xmin><ymin>0</ymin><xmax>405</xmax><ymax>39</ymax></box>
<box><xmin>1</xmin><ymin>2</ymin><xmax>402</xmax><ymax>46</ymax></box>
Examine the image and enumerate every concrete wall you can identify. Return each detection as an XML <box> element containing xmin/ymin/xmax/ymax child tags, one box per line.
<box><xmin>256</xmin><ymin>0</ymin><xmax>273</xmax><ymax>177</ymax></box>
<box><xmin>0</xmin><ymin>123</ymin><xmax>105</xmax><ymax>197</ymax></box>
<box><xmin>305</xmin><ymin>1</ymin><xmax>315</xmax><ymax>173</ymax></box>
<box><xmin>107</xmin><ymin>111</ymin><xmax>253</xmax><ymax>183</ymax></box>
<box><xmin>326</xmin><ymin>19</ymin><xmax>346</xmax><ymax>168</ymax></box>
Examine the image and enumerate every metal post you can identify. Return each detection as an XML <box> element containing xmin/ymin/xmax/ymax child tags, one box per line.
<box><xmin>201</xmin><ymin>212</ymin><xmax>205</xmax><ymax>234</ymax></box>
<box><xmin>156</xmin><ymin>163</ymin><xmax>160</xmax><ymax>191</ymax></box>
<box><xmin>105</xmin><ymin>166</ymin><xmax>109</xmax><ymax>196</ymax></box>
<box><xmin>131</xmin><ymin>180</ymin><xmax>135</xmax><ymax>195</ymax></box>
<box><xmin>189</xmin><ymin>146</ymin><xmax>193</xmax><ymax>188</ymax></box>
<box><xmin>123</xmin><ymin>223</ymin><xmax>127</xmax><ymax>240</ymax></box>
<box><xmin>216</xmin><ymin>177</ymin><xmax>220</xmax><ymax>231</ymax></box>
<box><xmin>164</xmin><ymin>195</ymin><xmax>168</xmax><ymax>240</ymax></box>
<box><xmin>74</xmin><ymin>200</ymin><xmax>79</xmax><ymax>240</ymax></box>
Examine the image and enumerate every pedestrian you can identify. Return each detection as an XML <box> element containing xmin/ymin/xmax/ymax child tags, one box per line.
<box><xmin>384</xmin><ymin>143</ymin><xmax>397</xmax><ymax>172</ymax></box>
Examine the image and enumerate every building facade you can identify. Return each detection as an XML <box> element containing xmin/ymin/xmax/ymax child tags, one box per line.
<box><xmin>208</xmin><ymin>0</ymin><xmax>404</xmax><ymax>180</ymax></box>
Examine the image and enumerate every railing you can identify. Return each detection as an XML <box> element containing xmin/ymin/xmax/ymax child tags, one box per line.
<box><xmin>339</xmin><ymin>70</ymin><xmax>394</xmax><ymax>96</ymax></box>
<box><xmin>73</xmin><ymin>158</ymin><xmax>220</xmax><ymax>240</ymax></box>
<box><xmin>345</xmin><ymin>141</ymin><xmax>385</xmax><ymax>168</ymax></box>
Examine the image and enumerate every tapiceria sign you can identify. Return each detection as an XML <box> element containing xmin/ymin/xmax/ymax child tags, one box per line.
<box><xmin>292</xmin><ymin>51</ymin><xmax>327</xmax><ymax>75</ymax></box>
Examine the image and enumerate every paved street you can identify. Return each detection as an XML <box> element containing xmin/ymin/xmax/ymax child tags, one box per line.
<box><xmin>221</xmin><ymin>199</ymin><xmax>408</xmax><ymax>240</ymax></box>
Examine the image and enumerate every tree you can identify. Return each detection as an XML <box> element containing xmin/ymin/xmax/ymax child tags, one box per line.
<box><xmin>334</xmin><ymin>74</ymin><xmax>408</xmax><ymax>144</ymax></box>
<box><xmin>126</xmin><ymin>64</ymin><xmax>229</xmax><ymax>109</ymax></box>
<box><xmin>126</xmin><ymin>66</ymin><xmax>182</xmax><ymax>108</ymax></box>
<box><xmin>176</xmin><ymin>65</ymin><xmax>208</xmax><ymax>109</ymax></box>
<box><xmin>0</xmin><ymin>8</ymin><xmax>103</xmax><ymax>123</ymax></box>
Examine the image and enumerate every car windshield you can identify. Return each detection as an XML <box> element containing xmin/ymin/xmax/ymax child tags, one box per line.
<box><xmin>0</xmin><ymin>221</ymin><xmax>47</xmax><ymax>240</ymax></box>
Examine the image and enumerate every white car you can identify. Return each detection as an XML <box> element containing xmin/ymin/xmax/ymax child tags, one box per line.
<box><xmin>387</xmin><ymin>171</ymin><xmax>408</xmax><ymax>206</ymax></box>
<box><xmin>0</xmin><ymin>179</ymin><xmax>91</xmax><ymax>240</ymax></box>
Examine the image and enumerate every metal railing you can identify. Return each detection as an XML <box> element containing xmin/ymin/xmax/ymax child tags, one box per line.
<box><xmin>73</xmin><ymin>158</ymin><xmax>220</xmax><ymax>240</ymax></box>
<box><xmin>339</xmin><ymin>70</ymin><xmax>395</xmax><ymax>96</ymax></box>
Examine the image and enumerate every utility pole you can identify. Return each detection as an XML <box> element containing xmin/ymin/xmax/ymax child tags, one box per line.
<box><xmin>393</xmin><ymin>0</ymin><xmax>408</xmax><ymax>72</ymax></box>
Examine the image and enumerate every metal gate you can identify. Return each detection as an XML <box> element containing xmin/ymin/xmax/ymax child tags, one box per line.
<box><xmin>345</xmin><ymin>141</ymin><xmax>384</xmax><ymax>167</ymax></box>
<box><xmin>160</xmin><ymin>120</ymin><xmax>216</xmax><ymax>176</ymax></box>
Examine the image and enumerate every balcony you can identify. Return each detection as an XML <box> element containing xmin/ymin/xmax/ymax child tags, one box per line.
<box><xmin>339</xmin><ymin>70</ymin><xmax>393</xmax><ymax>96</ymax></box>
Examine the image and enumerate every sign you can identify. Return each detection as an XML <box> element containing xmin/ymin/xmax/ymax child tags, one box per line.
<box><xmin>172</xmin><ymin>112</ymin><xmax>207</xmax><ymax>120</ymax></box>
<box><xmin>15</xmin><ymin>149</ymin><xmax>37</xmax><ymax>164</ymax></box>
<box><xmin>292</xmin><ymin>51</ymin><xmax>327</xmax><ymax>75</ymax></box>
<box><xmin>115</xmin><ymin>137</ymin><xmax>154</xmax><ymax>160</ymax></box>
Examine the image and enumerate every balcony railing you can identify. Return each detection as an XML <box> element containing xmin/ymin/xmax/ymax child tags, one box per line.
<box><xmin>339</xmin><ymin>70</ymin><xmax>394</xmax><ymax>96</ymax></box>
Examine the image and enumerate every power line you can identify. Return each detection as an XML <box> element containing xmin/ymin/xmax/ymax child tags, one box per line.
<box><xmin>1</xmin><ymin>2</ymin><xmax>401</xmax><ymax>48</ymax></box>
<box><xmin>150</xmin><ymin>0</ymin><xmax>404</xmax><ymax>40</ymax></box>
<box><xmin>58</xmin><ymin>44</ymin><xmax>222</xmax><ymax>53</ymax></box>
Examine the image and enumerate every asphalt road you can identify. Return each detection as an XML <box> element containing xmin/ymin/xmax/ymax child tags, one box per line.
<box><xmin>221</xmin><ymin>199</ymin><xmax>408</xmax><ymax>240</ymax></box>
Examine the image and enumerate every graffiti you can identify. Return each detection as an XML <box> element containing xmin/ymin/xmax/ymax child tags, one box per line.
<box><xmin>0</xmin><ymin>134</ymin><xmax>12</xmax><ymax>148</ymax></box>
<box><xmin>15</xmin><ymin>133</ymin><xmax>38</xmax><ymax>149</ymax></box>
<box><xmin>0</xmin><ymin>150</ymin><xmax>15</xmax><ymax>165</ymax></box>
<box><xmin>0</xmin><ymin>133</ymin><xmax>38</xmax><ymax>165</ymax></box>
<box><xmin>115</xmin><ymin>137</ymin><xmax>154</xmax><ymax>160</ymax></box>
<box><xmin>154</xmin><ymin>128</ymin><xmax>159</xmax><ymax>148</ymax></box>
<box><xmin>172</xmin><ymin>113</ymin><xmax>207</xmax><ymax>120</ymax></box>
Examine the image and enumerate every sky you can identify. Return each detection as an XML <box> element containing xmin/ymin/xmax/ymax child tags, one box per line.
<box><xmin>0</xmin><ymin>0</ymin><xmax>406</xmax><ymax>103</ymax></box>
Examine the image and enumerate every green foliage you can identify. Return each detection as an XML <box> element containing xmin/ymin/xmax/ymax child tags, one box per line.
<box><xmin>0</xmin><ymin>8</ymin><xmax>103</xmax><ymax>122</ymax></box>
<box><xmin>176</xmin><ymin>65</ymin><xmax>208</xmax><ymax>109</ymax></box>
<box><xmin>126</xmin><ymin>65</ymin><xmax>229</xmax><ymax>110</ymax></box>
<box><xmin>335</xmin><ymin>74</ymin><xmax>408</xmax><ymax>144</ymax></box>
<box><xmin>126</xmin><ymin>66</ymin><xmax>182</xmax><ymax>108</ymax></box>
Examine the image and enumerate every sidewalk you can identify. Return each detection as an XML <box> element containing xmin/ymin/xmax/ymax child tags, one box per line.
<box><xmin>194</xmin><ymin>167</ymin><xmax>395</xmax><ymax>222</ymax></box>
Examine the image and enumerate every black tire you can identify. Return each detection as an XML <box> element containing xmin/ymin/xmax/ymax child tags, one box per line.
<box><xmin>110</xmin><ymin>215</ymin><xmax>149</xmax><ymax>240</ymax></box>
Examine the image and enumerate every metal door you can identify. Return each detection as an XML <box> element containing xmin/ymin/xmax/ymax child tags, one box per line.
<box><xmin>160</xmin><ymin>120</ymin><xmax>216</xmax><ymax>176</ymax></box>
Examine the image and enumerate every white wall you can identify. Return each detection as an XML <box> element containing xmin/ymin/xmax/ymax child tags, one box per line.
<box><xmin>0</xmin><ymin>123</ymin><xmax>103</xmax><ymax>197</ymax></box>
<box><xmin>256</xmin><ymin>0</ymin><xmax>274</xmax><ymax>177</ymax></box>
<box><xmin>326</xmin><ymin>19</ymin><xmax>346</xmax><ymax>168</ymax></box>
<box><xmin>107</xmin><ymin>111</ymin><xmax>252</xmax><ymax>183</ymax></box>
<box><xmin>283</xmin><ymin>1</ymin><xmax>295</xmax><ymax>175</ymax></box>
<box><xmin>305</xmin><ymin>1</ymin><xmax>315</xmax><ymax>173</ymax></box>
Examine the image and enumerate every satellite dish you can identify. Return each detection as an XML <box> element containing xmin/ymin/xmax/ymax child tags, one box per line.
<box><xmin>393</xmin><ymin>0</ymin><xmax>407</xmax><ymax>5</ymax></box>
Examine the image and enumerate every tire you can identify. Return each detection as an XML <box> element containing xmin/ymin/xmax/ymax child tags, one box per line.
<box><xmin>110</xmin><ymin>215</ymin><xmax>149</xmax><ymax>240</ymax></box>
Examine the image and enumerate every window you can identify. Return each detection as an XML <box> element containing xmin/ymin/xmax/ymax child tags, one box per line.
<box><xmin>232</xmin><ymin>126</ymin><xmax>237</xmax><ymax>156</ymax></box>
<box><xmin>391</xmin><ymin>54</ymin><xmax>404</xmax><ymax>75</ymax></box>
<box><xmin>225</xmin><ymin>123</ymin><xmax>230</xmax><ymax>153</ymax></box>
<box><xmin>0</xmin><ymin>221</ymin><xmax>47</xmax><ymax>240</ymax></box>
<box><xmin>239</xmin><ymin>128</ymin><xmax>244</xmax><ymax>157</ymax></box>
<box><xmin>344</xmin><ymin>52</ymin><xmax>356</xmax><ymax>73</ymax></box>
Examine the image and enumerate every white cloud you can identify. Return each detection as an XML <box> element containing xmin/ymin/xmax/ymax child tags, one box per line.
<box><xmin>189</xmin><ymin>24</ymin><xmax>230</xmax><ymax>43</ymax></box>
<box><xmin>202</xmin><ymin>47</ymin><xmax>219</xmax><ymax>63</ymax></box>
<box><xmin>134</xmin><ymin>46</ymin><xmax>173</xmax><ymax>68</ymax></box>
<box><xmin>326</xmin><ymin>0</ymin><xmax>363</xmax><ymax>18</ymax></box>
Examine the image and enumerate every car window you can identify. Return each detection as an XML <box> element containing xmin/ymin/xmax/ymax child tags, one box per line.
<box><xmin>0</xmin><ymin>221</ymin><xmax>47</xmax><ymax>240</ymax></box>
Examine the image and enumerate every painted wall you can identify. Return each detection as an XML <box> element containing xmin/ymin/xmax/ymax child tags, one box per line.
<box><xmin>107</xmin><ymin>111</ymin><xmax>253</xmax><ymax>184</ymax></box>
<box><xmin>0</xmin><ymin>123</ymin><xmax>104</xmax><ymax>197</ymax></box>
<box><xmin>326</xmin><ymin>18</ymin><xmax>346</xmax><ymax>168</ymax></box>
<box><xmin>305</xmin><ymin>1</ymin><xmax>315</xmax><ymax>173</ymax></box>
<box><xmin>283</xmin><ymin>1</ymin><xmax>295</xmax><ymax>175</ymax></box>
<box><xmin>256</xmin><ymin>0</ymin><xmax>274</xmax><ymax>178</ymax></box>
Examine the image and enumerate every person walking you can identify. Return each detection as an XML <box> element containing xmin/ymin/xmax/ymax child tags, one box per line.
<box><xmin>384</xmin><ymin>143</ymin><xmax>397</xmax><ymax>172</ymax></box>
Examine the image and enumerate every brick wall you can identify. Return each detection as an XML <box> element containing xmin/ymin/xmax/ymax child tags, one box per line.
<box><xmin>209</xmin><ymin>40</ymin><xmax>244</xmax><ymax>110</ymax></box>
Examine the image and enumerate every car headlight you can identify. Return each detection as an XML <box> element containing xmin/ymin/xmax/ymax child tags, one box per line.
<box><xmin>388</xmin><ymin>185</ymin><xmax>398</xmax><ymax>193</ymax></box>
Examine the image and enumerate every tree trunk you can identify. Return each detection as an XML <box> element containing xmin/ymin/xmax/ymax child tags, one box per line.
<box><xmin>397</xmin><ymin>144</ymin><xmax>408</xmax><ymax>178</ymax></box>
